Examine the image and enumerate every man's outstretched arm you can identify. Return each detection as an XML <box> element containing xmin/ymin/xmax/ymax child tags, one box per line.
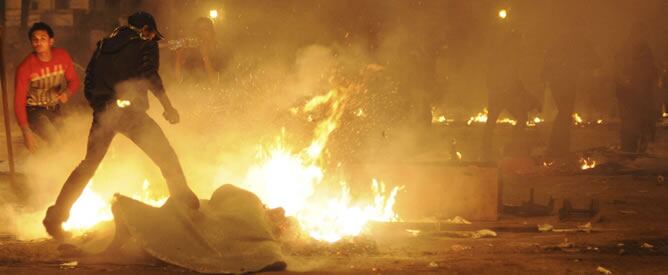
<box><xmin>141</xmin><ymin>41</ymin><xmax>179</xmax><ymax>124</ymax></box>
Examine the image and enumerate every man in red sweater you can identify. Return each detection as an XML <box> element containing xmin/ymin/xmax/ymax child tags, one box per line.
<box><xmin>14</xmin><ymin>22</ymin><xmax>80</xmax><ymax>152</ymax></box>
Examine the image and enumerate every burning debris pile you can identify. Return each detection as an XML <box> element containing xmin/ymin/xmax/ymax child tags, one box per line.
<box><xmin>239</xmin><ymin>65</ymin><xmax>403</xmax><ymax>243</ymax></box>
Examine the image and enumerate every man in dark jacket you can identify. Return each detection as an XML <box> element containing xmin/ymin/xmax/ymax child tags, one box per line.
<box><xmin>43</xmin><ymin>12</ymin><xmax>200</xmax><ymax>240</ymax></box>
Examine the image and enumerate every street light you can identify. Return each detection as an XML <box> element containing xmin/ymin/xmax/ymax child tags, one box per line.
<box><xmin>498</xmin><ymin>9</ymin><xmax>508</xmax><ymax>19</ymax></box>
<box><xmin>209</xmin><ymin>9</ymin><xmax>219</xmax><ymax>20</ymax></box>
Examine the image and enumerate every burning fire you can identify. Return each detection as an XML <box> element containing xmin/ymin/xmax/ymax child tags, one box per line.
<box><xmin>431</xmin><ymin>107</ymin><xmax>453</xmax><ymax>124</ymax></box>
<box><xmin>580</xmin><ymin>157</ymin><xmax>596</xmax><ymax>170</ymax></box>
<box><xmin>238</xmin><ymin>75</ymin><xmax>402</xmax><ymax>243</ymax></box>
<box><xmin>526</xmin><ymin>116</ymin><xmax>544</xmax><ymax>127</ymax></box>
<box><xmin>467</xmin><ymin>108</ymin><xmax>519</xmax><ymax>126</ymax></box>
<box><xmin>572</xmin><ymin>113</ymin><xmax>584</xmax><ymax>125</ymax></box>
<box><xmin>62</xmin><ymin>179</ymin><xmax>167</xmax><ymax>233</ymax></box>
<box><xmin>62</xmin><ymin>183</ymin><xmax>113</xmax><ymax>232</ymax></box>
<box><xmin>467</xmin><ymin>108</ymin><xmax>489</xmax><ymax>125</ymax></box>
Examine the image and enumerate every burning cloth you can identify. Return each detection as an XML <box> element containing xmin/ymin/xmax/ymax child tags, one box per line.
<box><xmin>93</xmin><ymin>184</ymin><xmax>286</xmax><ymax>273</ymax></box>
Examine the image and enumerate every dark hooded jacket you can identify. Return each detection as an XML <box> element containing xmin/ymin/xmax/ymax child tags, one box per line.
<box><xmin>84</xmin><ymin>26</ymin><xmax>165</xmax><ymax>111</ymax></box>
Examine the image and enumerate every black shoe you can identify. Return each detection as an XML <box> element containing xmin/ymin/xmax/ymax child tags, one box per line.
<box><xmin>43</xmin><ymin>206</ymin><xmax>71</xmax><ymax>241</ymax></box>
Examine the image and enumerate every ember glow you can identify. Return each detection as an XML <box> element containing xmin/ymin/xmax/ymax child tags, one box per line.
<box><xmin>237</xmin><ymin>79</ymin><xmax>402</xmax><ymax>243</ymax></box>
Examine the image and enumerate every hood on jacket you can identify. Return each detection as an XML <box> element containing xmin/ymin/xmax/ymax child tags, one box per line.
<box><xmin>100</xmin><ymin>26</ymin><xmax>141</xmax><ymax>54</ymax></box>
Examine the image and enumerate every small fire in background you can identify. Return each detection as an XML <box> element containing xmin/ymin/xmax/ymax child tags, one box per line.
<box><xmin>543</xmin><ymin>160</ymin><xmax>555</xmax><ymax>168</ymax></box>
<box><xmin>663</xmin><ymin>112</ymin><xmax>668</xmax><ymax>118</ymax></box>
<box><xmin>467</xmin><ymin>108</ymin><xmax>489</xmax><ymax>125</ymax></box>
<box><xmin>572</xmin><ymin>113</ymin><xmax>584</xmax><ymax>125</ymax></box>
<box><xmin>580</xmin><ymin>157</ymin><xmax>596</xmax><ymax>170</ymax></box>
<box><xmin>430</xmin><ymin>106</ymin><xmax>453</xmax><ymax>125</ymax></box>
<box><xmin>467</xmin><ymin>108</ymin><xmax>518</xmax><ymax>126</ymax></box>
<box><xmin>596</xmin><ymin>119</ymin><xmax>604</xmax><ymax>125</ymax></box>
<box><xmin>497</xmin><ymin>118</ymin><xmax>518</xmax><ymax>126</ymax></box>
<box><xmin>526</xmin><ymin>116</ymin><xmax>544</xmax><ymax>127</ymax></box>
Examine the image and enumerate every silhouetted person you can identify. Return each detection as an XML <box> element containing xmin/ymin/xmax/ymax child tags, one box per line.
<box><xmin>483</xmin><ymin>31</ymin><xmax>539</xmax><ymax>159</ymax></box>
<box><xmin>542</xmin><ymin>29</ymin><xmax>600</xmax><ymax>158</ymax></box>
<box><xmin>614</xmin><ymin>22</ymin><xmax>659</xmax><ymax>153</ymax></box>
<box><xmin>173</xmin><ymin>17</ymin><xmax>220</xmax><ymax>84</ymax></box>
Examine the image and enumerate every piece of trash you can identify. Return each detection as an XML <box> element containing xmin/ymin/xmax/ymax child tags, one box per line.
<box><xmin>406</xmin><ymin>229</ymin><xmax>421</xmax><ymax>237</ymax></box>
<box><xmin>473</xmin><ymin>229</ymin><xmax>497</xmax><ymax>238</ymax></box>
<box><xmin>538</xmin><ymin>224</ymin><xmax>554</xmax><ymax>232</ymax></box>
<box><xmin>428</xmin><ymin>261</ymin><xmax>439</xmax><ymax>268</ymax></box>
<box><xmin>619</xmin><ymin>210</ymin><xmax>636</xmax><ymax>215</ymax></box>
<box><xmin>60</xmin><ymin>261</ymin><xmax>78</xmax><ymax>269</ymax></box>
<box><xmin>451</xmin><ymin>244</ymin><xmax>472</xmax><ymax>251</ymax></box>
<box><xmin>443</xmin><ymin>216</ymin><xmax>472</xmax><ymax>225</ymax></box>
<box><xmin>658</xmin><ymin>175</ymin><xmax>665</xmax><ymax>184</ymax></box>
<box><xmin>596</xmin><ymin>266</ymin><xmax>612</xmax><ymax>274</ymax></box>
<box><xmin>543</xmin><ymin>222</ymin><xmax>593</xmax><ymax>233</ymax></box>
<box><xmin>641</xmin><ymin>242</ymin><xmax>654</xmax><ymax>249</ymax></box>
<box><xmin>616</xmin><ymin>243</ymin><xmax>624</xmax><ymax>247</ymax></box>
